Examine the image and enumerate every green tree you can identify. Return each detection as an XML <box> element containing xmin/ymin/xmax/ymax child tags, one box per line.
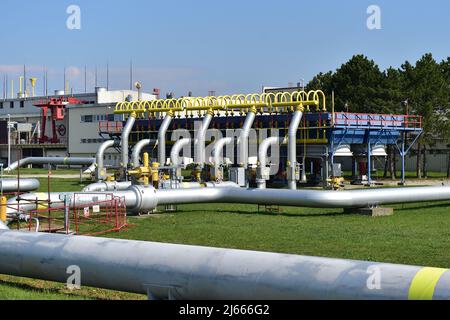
<box><xmin>400</xmin><ymin>53</ymin><xmax>448</xmax><ymax>178</ymax></box>
<box><xmin>439</xmin><ymin>58</ymin><xmax>450</xmax><ymax>177</ymax></box>
<box><xmin>329</xmin><ymin>55</ymin><xmax>385</xmax><ymax>113</ymax></box>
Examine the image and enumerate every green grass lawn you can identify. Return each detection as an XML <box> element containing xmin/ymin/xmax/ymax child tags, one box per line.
<box><xmin>342</xmin><ymin>170</ymin><xmax>449</xmax><ymax>180</ymax></box>
<box><xmin>0</xmin><ymin>178</ymin><xmax>449</xmax><ymax>300</ymax></box>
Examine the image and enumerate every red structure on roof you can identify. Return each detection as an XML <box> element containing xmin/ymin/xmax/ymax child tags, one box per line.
<box><xmin>34</xmin><ymin>97</ymin><xmax>84</xmax><ymax>144</ymax></box>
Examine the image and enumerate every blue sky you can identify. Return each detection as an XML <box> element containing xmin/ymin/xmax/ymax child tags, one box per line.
<box><xmin>0</xmin><ymin>0</ymin><xmax>448</xmax><ymax>96</ymax></box>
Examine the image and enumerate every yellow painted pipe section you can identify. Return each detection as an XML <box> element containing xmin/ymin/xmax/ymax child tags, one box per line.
<box><xmin>143</xmin><ymin>152</ymin><xmax>149</xmax><ymax>168</ymax></box>
<box><xmin>408</xmin><ymin>267</ymin><xmax>448</xmax><ymax>300</ymax></box>
<box><xmin>0</xmin><ymin>197</ymin><xmax>7</xmax><ymax>223</ymax></box>
<box><xmin>114</xmin><ymin>90</ymin><xmax>327</xmax><ymax>116</ymax></box>
<box><xmin>151</xmin><ymin>162</ymin><xmax>160</xmax><ymax>183</ymax></box>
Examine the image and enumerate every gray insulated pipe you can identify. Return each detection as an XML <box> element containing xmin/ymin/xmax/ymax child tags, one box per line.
<box><xmin>170</xmin><ymin>138</ymin><xmax>191</xmax><ymax>167</ymax></box>
<box><xmin>5</xmin><ymin>157</ymin><xmax>95</xmax><ymax>172</ymax></box>
<box><xmin>0</xmin><ymin>230</ymin><xmax>449</xmax><ymax>299</ymax></box>
<box><xmin>0</xmin><ymin>178</ymin><xmax>40</xmax><ymax>192</ymax></box>
<box><xmin>288</xmin><ymin>110</ymin><xmax>303</xmax><ymax>190</ymax></box>
<box><xmin>257</xmin><ymin>137</ymin><xmax>279</xmax><ymax>189</ymax></box>
<box><xmin>96</xmin><ymin>140</ymin><xmax>119</xmax><ymax>181</ymax></box>
<box><xmin>238</xmin><ymin>111</ymin><xmax>256</xmax><ymax>167</ymax></box>
<box><xmin>132</xmin><ymin>139</ymin><xmax>156</xmax><ymax>168</ymax></box>
<box><xmin>195</xmin><ymin>113</ymin><xmax>213</xmax><ymax>167</ymax></box>
<box><xmin>121</xmin><ymin>113</ymin><xmax>136</xmax><ymax>169</ymax></box>
<box><xmin>153</xmin><ymin>185</ymin><xmax>450</xmax><ymax>209</ymax></box>
<box><xmin>81</xmin><ymin>181</ymin><xmax>132</xmax><ymax>192</ymax></box>
<box><xmin>158</xmin><ymin>114</ymin><xmax>173</xmax><ymax>165</ymax></box>
<box><xmin>8</xmin><ymin>185</ymin><xmax>450</xmax><ymax>217</ymax></box>
<box><xmin>213</xmin><ymin>137</ymin><xmax>233</xmax><ymax>167</ymax></box>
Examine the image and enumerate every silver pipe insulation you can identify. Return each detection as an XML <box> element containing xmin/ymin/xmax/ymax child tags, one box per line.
<box><xmin>288</xmin><ymin>110</ymin><xmax>303</xmax><ymax>190</ymax></box>
<box><xmin>131</xmin><ymin>139</ymin><xmax>156</xmax><ymax>168</ymax></box>
<box><xmin>8</xmin><ymin>185</ymin><xmax>450</xmax><ymax>217</ymax></box>
<box><xmin>5</xmin><ymin>157</ymin><xmax>95</xmax><ymax>172</ymax></box>
<box><xmin>257</xmin><ymin>137</ymin><xmax>279</xmax><ymax>189</ymax></box>
<box><xmin>81</xmin><ymin>181</ymin><xmax>132</xmax><ymax>192</ymax></box>
<box><xmin>179</xmin><ymin>181</ymin><xmax>240</xmax><ymax>189</ymax></box>
<box><xmin>238</xmin><ymin>111</ymin><xmax>256</xmax><ymax>167</ymax></box>
<box><xmin>121</xmin><ymin>114</ymin><xmax>136</xmax><ymax>169</ymax></box>
<box><xmin>195</xmin><ymin>113</ymin><xmax>213</xmax><ymax>168</ymax></box>
<box><xmin>96</xmin><ymin>140</ymin><xmax>118</xmax><ymax>181</ymax></box>
<box><xmin>0</xmin><ymin>178</ymin><xmax>40</xmax><ymax>192</ymax></box>
<box><xmin>213</xmin><ymin>137</ymin><xmax>233</xmax><ymax>168</ymax></box>
<box><xmin>153</xmin><ymin>185</ymin><xmax>450</xmax><ymax>209</ymax></box>
<box><xmin>158</xmin><ymin>114</ymin><xmax>173</xmax><ymax>165</ymax></box>
<box><xmin>0</xmin><ymin>229</ymin><xmax>448</xmax><ymax>300</ymax></box>
<box><xmin>170</xmin><ymin>138</ymin><xmax>191</xmax><ymax>167</ymax></box>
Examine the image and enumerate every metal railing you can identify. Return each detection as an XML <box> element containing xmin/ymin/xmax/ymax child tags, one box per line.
<box><xmin>333</xmin><ymin>112</ymin><xmax>422</xmax><ymax>130</ymax></box>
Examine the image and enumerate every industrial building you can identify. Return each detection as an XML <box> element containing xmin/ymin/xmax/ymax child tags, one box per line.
<box><xmin>0</xmin><ymin>86</ymin><xmax>157</xmax><ymax>167</ymax></box>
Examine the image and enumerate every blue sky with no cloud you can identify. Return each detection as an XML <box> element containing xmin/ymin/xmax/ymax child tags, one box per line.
<box><xmin>0</xmin><ymin>0</ymin><xmax>448</xmax><ymax>96</ymax></box>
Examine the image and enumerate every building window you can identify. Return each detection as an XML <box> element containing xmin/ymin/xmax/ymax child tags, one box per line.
<box><xmin>20</xmin><ymin>101</ymin><xmax>24</xmax><ymax>108</ymax></box>
<box><xmin>10</xmin><ymin>101</ymin><xmax>14</xmax><ymax>109</ymax></box>
<box><xmin>81</xmin><ymin>115</ymin><xmax>93</xmax><ymax>123</ymax></box>
<box><xmin>0</xmin><ymin>102</ymin><xmax>3</xmax><ymax>109</ymax></box>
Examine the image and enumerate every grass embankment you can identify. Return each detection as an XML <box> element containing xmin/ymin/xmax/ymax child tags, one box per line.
<box><xmin>0</xmin><ymin>177</ymin><xmax>449</xmax><ymax>299</ymax></box>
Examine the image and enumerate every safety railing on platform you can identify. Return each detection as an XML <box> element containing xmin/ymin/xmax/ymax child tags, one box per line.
<box><xmin>333</xmin><ymin>112</ymin><xmax>422</xmax><ymax>130</ymax></box>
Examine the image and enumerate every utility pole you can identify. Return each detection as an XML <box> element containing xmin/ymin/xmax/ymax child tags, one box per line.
<box><xmin>7</xmin><ymin>114</ymin><xmax>11</xmax><ymax>169</ymax></box>
<box><xmin>84</xmin><ymin>65</ymin><xmax>87</xmax><ymax>94</ymax></box>
<box><xmin>130</xmin><ymin>60</ymin><xmax>133</xmax><ymax>91</ymax></box>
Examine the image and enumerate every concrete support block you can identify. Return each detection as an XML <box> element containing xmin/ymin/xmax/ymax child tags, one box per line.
<box><xmin>344</xmin><ymin>207</ymin><xmax>394</xmax><ymax>217</ymax></box>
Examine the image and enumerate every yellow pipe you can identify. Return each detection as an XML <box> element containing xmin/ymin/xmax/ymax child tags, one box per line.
<box><xmin>143</xmin><ymin>152</ymin><xmax>149</xmax><ymax>168</ymax></box>
<box><xmin>143</xmin><ymin>152</ymin><xmax>150</xmax><ymax>186</ymax></box>
<box><xmin>114</xmin><ymin>90</ymin><xmax>327</xmax><ymax>115</ymax></box>
<box><xmin>0</xmin><ymin>196</ymin><xmax>6</xmax><ymax>223</ymax></box>
<box><xmin>151</xmin><ymin>162</ymin><xmax>160</xmax><ymax>184</ymax></box>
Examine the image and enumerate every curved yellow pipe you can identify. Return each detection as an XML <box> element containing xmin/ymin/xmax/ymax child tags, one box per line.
<box><xmin>114</xmin><ymin>90</ymin><xmax>327</xmax><ymax>115</ymax></box>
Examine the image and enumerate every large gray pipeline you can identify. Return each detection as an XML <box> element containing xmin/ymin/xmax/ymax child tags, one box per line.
<box><xmin>121</xmin><ymin>114</ymin><xmax>136</xmax><ymax>169</ymax></box>
<box><xmin>257</xmin><ymin>137</ymin><xmax>279</xmax><ymax>189</ymax></box>
<box><xmin>154</xmin><ymin>185</ymin><xmax>450</xmax><ymax>209</ymax></box>
<box><xmin>132</xmin><ymin>139</ymin><xmax>156</xmax><ymax>168</ymax></box>
<box><xmin>82</xmin><ymin>181</ymin><xmax>132</xmax><ymax>192</ymax></box>
<box><xmin>287</xmin><ymin>110</ymin><xmax>303</xmax><ymax>190</ymax></box>
<box><xmin>8</xmin><ymin>185</ymin><xmax>450</xmax><ymax>216</ymax></box>
<box><xmin>96</xmin><ymin>140</ymin><xmax>118</xmax><ymax>181</ymax></box>
<box><xmin>0</xmin><ymin>178</ymin><xmax>40</xmax><ymax>192</ymax></box>
<box><xmin>195</xmin><ymin>113</ymin><xmax>213</xmax><ymax>167</ymax></box>
<box><xmin>0</xmin><ymin>229</ymin><xmax>448</xmax><ymax>299</ymax></box>
<box><xmin>158</xmin><ymin>114</ymin><xmax>173</xmax><ymax>165</ymax></box>
<box><xmin>5</xmin><ymin>157</ymin><xmax>95</xmax><ymax>172</ymax></box>
<box><xmin>238</xmin><ymin>111</ymin><xmax>256</xmax><ymax>167</ymax></box>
